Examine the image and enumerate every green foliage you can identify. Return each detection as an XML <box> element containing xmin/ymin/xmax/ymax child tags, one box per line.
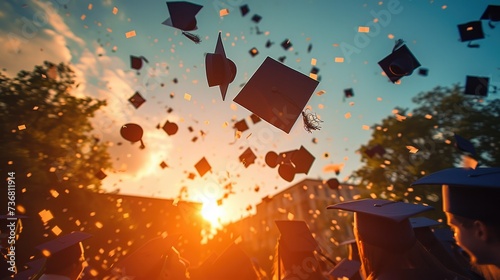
<box><xmin>352</xmin><ymin>85</ymin><xmax>500</xmax><ymax>211</ymax></box>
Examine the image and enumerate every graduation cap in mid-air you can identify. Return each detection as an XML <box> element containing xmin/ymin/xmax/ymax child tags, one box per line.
<box><xmin>206</xmin><ymin>32</ymin><xmax>237</xmax><ymax>101</ymax></box>
<box><xmin>130</xmin><ymin>55</ymin><xmax>149</xmax><ymax>71</ymax></box>
<box><xmin>329</xmin><ymin>258</ymin><xmax>362</xmax><ymax>280</ymax></box>
<box><xmin>239</xmin><ymin>147</ymin><xmax>256</xmax><ymax>168</ymax></box>
<box><xmin>457</xmin><ymin>21</ymin><xmax>484</xmax><ymax>48</ymax></box>
<box><xmin>464</xmin><ymin>75</ymin><xmax>490</xmax><ymax>96</ymax></box>
<box><xmin>206</xmin><ymin>242</ymin><xmax>259</xmax><ymax>280</ymax></box>
<box><xmin>128</xmin><ymin>91</ymin><xmax>146</xmax><ymax>109</ymax></box>
<box><xmin>265</xmin><ymin>146</ymin><xmax>315</xmax><ymax>182</ymax></box>
<box><xmin>239</xmin><ymin>4</ymin><xmax>249</xmax><ymax>16</ymax></box>
<box><xmin>162</xmin><ymin>1</ymin><xmax>203</xmax><ymax>43</ymax></box>
<box><xmin>378</xmin><ymin>39</ymin><xmax>421</xmax><ymax>83</ymax></box>
<box><xmin>480</xmin><ymin>5</ymin><xmax>500</xmax><ymax>28</ymax></box>
<box><xmin>195</xmin><ymin>157</ymin><xmax>212</xmax><ymax>177</ymax></box>
<box><xmin>120</xmin><ymin>123</ymin><xmax>145</xmax><ymax>149</ymax></box>
<box><xmin>233</xmin><ymin>57</ymin><xmax>319</xmax><ymax>134</ymax></box>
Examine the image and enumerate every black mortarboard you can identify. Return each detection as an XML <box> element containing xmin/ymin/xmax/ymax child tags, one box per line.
<box><xmin>110</xmin><ymin>235</ymin><xmax>181</xmax><ymax>279</ymax></box>
<box><xmin>120</xmin><ymin>123</ymin><xmax>145</xmax><ymax>148</ymax></box>
<box><xmin>480</xmin><ymin>5</ymin><xmax>500</xmax><ymax>28</ymax></box>
<box><xmin>240</xmin><ymin>4</ymin><xmax>249</xmax><ymax>16</ymax></box>
<box><xmin>464</xmin><ymin>75</ymin><xmax>489</xmax><ymax>96</ymax></box>
<box><xmin>329</xmin><ymin>259</ymin><xmax>361</xmax><ymax>280</ymax></box>
<box><xmin>412</xmin><ymin>167</ymin><xmax>500</xmax><ymax>223</ymax></box>
<box><xmin>233</xmin><ymin>118</ymin><xmax>249</xmax><ymax>132</ymax></box>
<box><xmin>249</xmin><ymin>113</ymin><xmax>261</xmax><ymax>124</ymax></box>
<box><xmin>364</xmin><ymin>144</ymin><xmax>386</xmax><ymax>158</ymax></box>
<box><xmin>249</xmin><ymin>47</ymin><xmax>259</xmax><ymax>57</ymax></box>
<box><xmin>251</xmin><ymin>14</ymin><xmax>262</xmax><ymax>23</ymax></box>
<box><xmin>195</xmin><ymin>157</ymin><xmax>211</xmax><ymax>177</ymax></box>
<box><xmin>418</xmin><ymin>68</ymin><xmax>429</xmax><ymax>76</ymax></box>
<box><xmin>378</xmin><ymin>41</ymin><xmax>421</xmax><ymax>83</ymax></box>
<box><xmin>12</xmin><ymin>258</ymin><xmax>46</xmax><ymax>280</ymax></box>
<box><xmin>327</xmin><ymin>199</ymin><xmax>433</xmax><ymax>252</ymax></box>
<box><xmin>457</xmin><ymin>21</ymin><xmax>484</xmax><ymax>47</ymax></box>
<box><xmin>36</xmin><ymin>232</ymin><xmax>91</xmax><ymax>272</ymax></box>
<box><xmin>130</xmin><ymin>55</ymin><xmax>148</xmax><ymax>70</ymax></box>
<box><xmin>281</xmin><ymin>39</ymin><xmax>292</xmax><ymax>50</ymax></box>
<box><xmin>275</xmin><ymin>220</ymin><xmax>319</xmax><ymax>253</ymax></box>
<box><xmin>233</xmin><ymin>57</ymin><xmax>319</xmax><ymax>133</ymax></box>
<box><xmin>344</xmin><ymin>88</ymin><xmax>354</xmax><ymax>98</ymax></box>
<box><xmin>162</xmin><ymin>120</ymin><xmax>179</xmax><ymax>136</ymax></box>
<box><xmin>454</xmin><ymin>134</ymin><xmax>476</xmax><ymax>157</ymax></box>
<box><xmin>310</xmin><ymin>66</ymin><xmax>319</xmax><ymax>75</ymax></box>
<box><xmin>207</xmin><ymin>243</ymin><xmax>259</xmax><ymax>280</ymax></box>
<box><xmin>95</xmin><ymin>169</ymin><xmax>107</xmax><ymax>180</ymax></box>
<box><xmin>162</xmin><ymin>1</ymin><xmax>202</xmax><ymax>31</ymax></box>
<box><xmin>206</xmin><ymin>32</ymin><xmax>237</xmax><ymax>101</ymax></box>
<box><xmin>160</xmin><ymin>161</ymin><xmax>169</xmax><ymax>169</ymax></box>
<box><xmin>128</xmin><ymin>91</ymin><xmax>146</xmax><ymax>109</ymax></box>
<box><xmin>290</xmin><ymin>146</ymin><xmax>315</xmax><ymax>174</ymax></box>
<box><xmin>239</xmin><ymin>147</ymin><xmax>256</xmax><ymax>168</ymax></box>
<box><xmin>410</xmin><ymin>217</ymin><xmax>441</xmax><ymax>229</ymax></box>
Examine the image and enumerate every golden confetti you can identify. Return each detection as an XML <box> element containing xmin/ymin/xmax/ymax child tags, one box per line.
<box><xmin>49</xmin><ymin>167</ymin><xmax>56</xmax><ymax>172</ymax></box>
<box><xmin>52</xmin><ymin>226</ymin><xmax>62</xmax><ymax>236</ymax></box>
<box><xmin>442</xmin><ymin>5</ymin><xmax>447</xmax><ymax>9</ymax></box>
<box><xmin>95</xmin><ymin>221</ymin><xmax>104</xmax><ymax>229</ymax></box>
<box><xmin>316</xmin><ymin>90</ymin><xmax>326</xmax><ymax>96</ymax></box>
<box><xmin>287</xmin><ymin>212</ymin><xmax>294</xmax><ymax>220</ymax></box>
<box><xmin>41</xmin><ymin>249</ymin><xmax>51</xmax><ymax>257</ymax></box>
<box><xmin>80</xmin><ymin>14</ymin><xmax>86</xmax><ymax>20</ymax></box>
<box><xmin>107</xmin><ymin>28</ymin><xmax>112</xmax><ymax>33</ymax></box>
<box><xmin>318</xmin><ymin>104</ymin><xmax>324</xmax><ymax>109</ymax></box>
<box><xmin>425</xmin><ymin>114</ymin><xmax>433</xmax><ymax>119</ymax></box>
<box><xmin>358</xmin><ymin>26</ymin><xmax>370</xmax><ymax>33</ymax></box>
<box><xmin>125</xmin><ymin>30</ymin><xmax>136</xmax><ymax>38</ymax></box>
<box><xmin>377</xmin><ymin>97</ymin><xmax>383</xmax><ymax>101</ymax></box>
<box><xmin>112</xmin><ymin>7</ymin><xmax>118</xmax><ymax>14</ymax></box>
<box><xmin>18</xmin><ymin>124</ymin><xmax>26</xmax><ymax>130</ymax></box>
<box><xmin>388</xmin><ymin>34</ymin><xmax>394</xmax><ymax>39</ymax></box>
<box><xmin>311</xmin><ymin>58</ymin><xmax>317</xmax><ymax>66</ymax></box>
<box><xmin>334</xmin><ymin>57</ymin><xmax>344</xmax><ymax>63</ymax></box>
<box><xmin>219</xmin><ymin>8</ymin><xmax>229</xmax><ymax>16</ymax></box>
<box><xmin>345</xmin><ymin>112</ymin><xmax>351</xmax><ymax>119</ymax></box>
<box><xmin>184</xmin><ymin>93</ymin><xmax>191</xmax><ymax>101</ymax></box>
<box><xmin>406</xmin><ymin>146</ymin><xmax>419</xmax><ymax>153</ymax></box>
<box><xmin>49</xmin><ymin>189</ymin><xmax>59</xmax><ymax>198</ymax></box>
<box><xmin>88</xmin><ymin>3</ymin><xmax>93</xmax><ymax>10</ymax></box>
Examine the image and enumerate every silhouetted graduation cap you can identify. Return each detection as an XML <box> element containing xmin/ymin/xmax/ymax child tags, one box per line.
<box><xmin>162</xmin><ymin>1</ymin><xmax>202</xmax><ymax>31</ymax></box>
<box><xmin>233</xmin><ymin>57</ymin><xmax>319</xmax><ymax>133</ymax></box>
<box><xmin>281</xmin><ymin>39</ymin><xmax>292</xmax><ymax>50</ymax></box>
<box><xmin>454</xmin><ymin>134</ymin><xmax>476</xmax><ymax>157</ymax></box>
<box><xmin>195</xmin><ymin>157</ymin><xmax>211</xmax><ymax>177</ymax></box>
<box><xmin>206</xmin><ymin>242</ymin><xmax>259</xmax><ymax>280</ymax></box>
<box><xmin>95</xmin><ymin>169</ymin><xmax>107</xmax><ymax>180</ymax></box>
<box><xmin>239</xmin><ymin>147</ymin><xmax>256</xmax><ymax>168</ymax></box>
<box><xmin>418</xmin><ymin>68</ymin><xmax>429</xmax><ymax>76</ymax></box>
<box><xmin>249</xmin><ymin>113</ymin><xmax>261</xmax><ymax>124</ymax></box>
<box><xmin>266</xmin><ymin>146</ymin><xmax>315</xmax><ymax>182</ymax></box>
<box><xmin>130</xmin><ymin>55</ymin><xmax>148</xmax><ymax>70</ymax></box>
<box><xmin>329</xmin><ymin>258</ymin><xmax>361</xmax><ymax>280</ymax></box>
<box><xmin>120</xmin><ymin>123</ymin><xmax>145</xmax><ymax>148</ymax></box>
<box><xmin>265</xmin><ymin>39</ymin><xmax>273</xmax><ymax>48</ymax></box>
<box><xmin>110</xmin><ymin>234</ymin><xmax>181</xmax><ymax>279</ymax></box>
<box><xmin>290</xmin><ymin>146</ymin><xmax>315</xmax><ymax>174</ymax></box>
<box><xmin>233</xmin><ymin>118</ymin><xmax>249</xmax><ymax>132</ymax></box>
<box><xmin>344</xmin><ymin>88</ymin><xmax>354</xmax><ymax>98</ymax></box>
<box><xmin>412</xmin><ymin>167</ymin><xmax>500</xmax><ymax>223</ymax></box>
<box><xmin>480</xmin><ymin>5</ymin><xmax>500</xmax><ymax>28</ymax></box>
<box><xmin>378</xmin><ymin>40</ymin><xmax>421</xmax><ymax>83</ymax></box>
<box><xmin>162</xmin><ymin>120</ymin><xmax>179</xmax><ymax>136</ymax></box>
<box><xmin>327</xmin><ymin>199</ymin><xmax>433</xmax><ymax>252</ymax></box>
<box><xmin>12</xmin><ymin>258</ymin><xmax>46</xmax><ymax>280</ymax></box>
<box><xmin>275</xmin><ymin>220</ymin><xmax>318</xmax><ymax>253</ymax></box>
<box><xmin>464</xmin><ymin>75</ymin><xmax>490</xmax><ymax>96</ymax></box>
<box><xmin>36</xmin><ymin>231</ymin><xmax>91</xmax><ymax>272</ymax></box>
<box><xmin>206</xmin><ymin>32</ymin><xmax>237</xmax><ymax>101</ymax></box>
<box><xmin>251</xmin><ymin>14</ymin><xmax>262</xmax><ymax>23</ymax></box>
<box><xmin>129</xmin><ymin>91</ymin><xmax>146</xmax><ymax>109</ymax></box>
<box><xmin>240</xmin><ymin>4</ymin><xmax>249</xmax><ymax>16</ymax></box>
<box><xmin>457</xmin><ymin>21</ymin><xmax>484</xmax><ymax>47</ymax></box>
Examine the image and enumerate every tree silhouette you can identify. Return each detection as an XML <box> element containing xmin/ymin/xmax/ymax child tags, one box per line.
<box><xmin>352</xmin><ymin>85</ymin><xmax>500</xmax><ymax>213</ymax></box>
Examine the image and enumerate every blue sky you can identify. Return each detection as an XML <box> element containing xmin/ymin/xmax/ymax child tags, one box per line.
<box><xmin>1</xmin><ymin>0</ymin><xmax>499</xmax><ymax>225</ymax></box>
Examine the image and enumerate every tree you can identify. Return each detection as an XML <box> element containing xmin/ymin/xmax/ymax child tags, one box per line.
<box><xmin>352</xmin><ymin>85</ymin><xmax>500</xmax><ymax>211</ymax></box>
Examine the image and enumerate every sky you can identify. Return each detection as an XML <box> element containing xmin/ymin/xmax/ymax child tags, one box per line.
<box><xmin>1</xmin><ymin>0</ymin><xmax>499</xmax><ymax>226</ymax></box>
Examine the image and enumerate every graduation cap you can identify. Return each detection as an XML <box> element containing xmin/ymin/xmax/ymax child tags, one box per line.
<box><xmin>162</xmin><ymin>120</ymin><xmax>179</xmax><ymax>136</ymax></box>
<box><xmin>12</xmin><ymin>258</ymin><xmax>46</xmax><ymax>280</ymax></box>
<box><xmin>329</xmin><ymin>258</ymin><xmax>362</xmax><ymax>280</ymax></box>
<box><xmin>275</xmin><ymin>220</ymin><xmax>318</xmax><ymax>253</ymax></box>
<box><xmin>35</xmin><ymin>232</ymin><xmax>91</xmax><ymax>274</ymax></box>
<box><xmin>310</xmin><ymin>66</ymin><xmax>319</xmax><ymax>75</ymax></box>
<box><xmin>130</xmin><ymin>55</ymin><xmax>148</xmax><ymax>71</ymax></box>
<box><xmin>410</xmin><ymin>217</ymin><xmax>441</xmax><ymax>229</ymax></box>
<box><xmin>454</xmin><ymin>134</ymin><xmax>476</xmax><ymax>157</ymax></box>
<box><xmin>120</xmin><ymin>123</ymin><xmax>145</xmax><ymax>149</ymax></box>
<box><xmin>457</xmin><ymin>21</ymin><xmax>484</xmax><ymax>47</ymax></box>
<box><xmin>327</xmin><ymin>199</ymin><xmax>434</xmax><ymax>252</ymax></box>
<box><xmin>249</xmin><ymin>113</ymin><xmax>261</xmax><ymax>124</ymax></box>
<box><xmin>160</xmin><ymin>161</ymin><xmax>169</xmax><ymax>169</ymax></box>
<box><xmin>418</xmin><ymin>68</ymin><xmax>429</xmax><ymax>76</ymax></box>
<box><xmin>480</xmin><ymin>5</ymin><xmax>500</xmax><ymax>28</ymax></box>
<box><xmin>240</xmin><ymin>4</ymin><xmax>249</xmax><ymax>16</ymax></box>
<box><xmin>110</xmin><ymin>234</ymin><xmax>181</xmax><ymax>279</ymax></box>
<box><xmin>464</xmin><ymin>75</ymin><xmax>490</xmax><ymax>96</ymax></box>
<box><xmin>128</xmin><ymin>91</ymin><xmax>146</xmax><ymax>109</ymax></box>
<box><xmin>364</xmin><ymin>144</ymin><xmax>386</xmax><ymax>158</ymax></box>
<box><xmin>206</xmin><ymin>243</ymin><xmax>259</xmax><ymax>280</ymax></box>
<box><xmin>95</xmin><ymin>169</ymin><xmax>107</xmax><ymax>180</ymax></box>
<box><xmin>162</xmin><ymin>1</ymin><xmax>203</xmax><ymax>43</ymax></box>
<box><xmin>233</xmin><ymin>118</ymin><xmax>249</xmax><ymax>132</ymax></box>
<box><xmin>233</xmin><ymin>57</ymin><xmax>319</xmax><ymax>133</ymax></box>
<box><xmin>206</xmin><ymin>32</ymin><xmax>237</xmax><ymax>101</ymax></box>
<box><xmin>378</xmin><ymin>40</ymin><xmax>421</xmax><ymax>83</ymax></box>
<box><xmin>281</xmin><ymin>39</ymin><xmax>292</xmax><ymax>50</ymax></box>
<box><xmin>278</xmin><ymin>56</ymin><xmax>286</xmax><ymax>63</ymax></box>
<box><xmin>239</xmin><ymin>147</ymin><xmax>256</xmax><ymax>168</ymax></box>
<box><xmin>412</xmin><ymin>167</ymin><xmax>500</xmax><ymax>223</ymax></box>
<box><xmin>290</xmin><ymin>146</ymin><xmax>315</xmax><ymax>174</ymax></box>
<box><xmin>344</xmin><ymin>88</ymin><xmax>354</xmax><ymax>99</ymax></box>
<box><xmin>195</xmin><ymin>157</ymin><xmax>211</xmax><ymax>177</ymax></box>
<box><xmin>251</xmin><ymin>14</ymin><xmax>262</xmax><ymax>23</ymax></box>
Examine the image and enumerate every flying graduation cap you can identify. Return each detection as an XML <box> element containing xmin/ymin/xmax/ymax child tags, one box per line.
<box><xmin>265</xmin><ymin>146</ymin><xmax>315</xmax><ymax>182</ymax></box>
<box><xmin>162</xmin><ymin>1</ymin><xmax>203</xmax><ymax>43</ymax></box>
<box><xmin>205</xmin><ymin>32</ymin><xmax>237</xmax><ymax>101</ymax></box>
<box><xmin>480</xmin><ymin>5</ymin><xmax>500</xmax><ymax>28</ymax></box>
<box><xmin>239</xmin><ymin>147</ymin><xmax>256</xmax><ymax>168</ymax></box>
<box><xmin>128</xmin><ymin>91</ymin><xmax>146</xmax><ymax>109</ymax></box>
<box><xmin>457</xmin><ymin>21</ymin><xmax>484</xmax><ymax>48</ymax></box>
<box><xmin>120</xmin><ymin>123</ymin><xmax>145</xmax><ymax>149</ymax></box>
<box><xmin>130</xmin><ymin>55</ymin><xmax>149</xmax><ymax>71</ymax></box>
<box><xmin>233</xmin><ymin>57</ymin><xmax>319</xmax><ymax>133</ymax></box>
<box><xmin>464</xmin><ymin>75</ymin><xmax>492</xmax><ymax>96</ymax></box>
<box><xmin>378</xmin><ymin>39</ymin><xmax>421</xmax><ymax>83</ymax></box>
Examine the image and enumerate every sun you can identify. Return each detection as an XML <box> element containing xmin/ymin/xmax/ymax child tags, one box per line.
<box><xmin>201</xmin><ymin>201</ymin><xmax>226</xmax><ymax>228</ymax></box>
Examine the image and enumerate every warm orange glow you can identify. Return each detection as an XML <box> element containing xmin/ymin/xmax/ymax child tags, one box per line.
<box><xmin>201</xmin><ymin>201</ymin><xmax>226</xmax><ymax>228</ymax></box>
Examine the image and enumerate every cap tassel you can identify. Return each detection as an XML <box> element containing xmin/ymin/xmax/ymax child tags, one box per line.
<box><xmin>182</xmin><ymin>32</ymin><xmax>201</xmax><ymax>44</ymax></box>
<box><xmin>467</xmin><ymin>41</ymin><xmax>480</xmax><ymax>48</ymax></box>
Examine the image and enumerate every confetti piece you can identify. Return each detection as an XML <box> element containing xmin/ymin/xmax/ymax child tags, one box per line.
<box><xmin>309</xmin><ymin>73</ymin><xmax>318</xmax><ymax>80</ymax></box>
<box><xmin>334</xmin><ymin>57</ymin><xmax>344</xmax><ymax>63</ymax></box>
<box><xmin>219</xmin><ymin>8</ymin><xmax>229</xmax><ymax>16</ymax></box>
<box><xmin>442</xmin><ymin>5</ymin><xmax>447</xmax><ymax>9</ymax></box>
<box><xmin>95</xmin><ymin>221</ymin><xmax>104</xmax><ymax>229</ymax></box>
<box><xmin>50</xmin><ymin>189</ymin><xmax>59</xmax><ymax>198</ymax></box>
<box><xmin>362</xmin><ymin>125</ymin><xmax>370</xmax><ymax>130</ymax></box>
<box><xmin>80</xmin><ymin>14</ymin><xmax>86</xmax><ymax>20</ymax></box>
<box><xmin>52</xmin><ymin>226</ymin><xmax>62</xmax><ymax>236</ymax></box>
<box><xmin>358</xmin><ymin>26</ymin><xmax>370</xmax><ymax>33</ymax></box>
<box><xmin>287</xmin><ymin>212</ymin><xmax>294</xmax><ymax>220</ymax></box>
<box><xmin>377</xmin><ymin>97</ymin><xmax>382</xmax><ymax>101</ymax></box>
<box><xmin>406</xmin><ymin>146</ymin><xmax>419</xmax><ymax>153</ymax></box>
<box><xmin>184</xmin><ymin>93</ymin><xmax>191</xmax><ymax>101</ymax></box>
<box><xmin>125</xmin><ymin>30</ymin><xmax>136</xmax><ymax>38</ymax></box>
<box><xmin>388</xmin><ymin>34</ymin><xmax>394</xmax><ymax>39</ymax></box>
<box><xmin>318</xmin><ymin>104</ymin><xmax>324</xmax><ymax>109</ymax></box>
<box><xmin>49</xmin><ymin>167</ymin><xmax>56</xmax><ymax>172</ymax></box>
<box><xmin>112</xmin><ymin>7</ymin><xmax>118</xmax><ymax>14</ymax></box>
<box><xmin>39</xmin><ymin>209</ymin><xmax>54</xmax><ymax>223</ymax></box>
<box><xmin>88</xmin><ymin>3</ymin><xmax>92</xmax><ymax>10</ymax></box>
<box><xmin>344</xmin><ymin>112</ymin><xmax>351</xmax><ymax>119</ymax></box>
<box><xmin>311</xmin><ymin>58</ymin><xmax>317</xmax><ymax>66</ymax></box>
<box><xmin>18</xmin><ymin>124</ymin><xmax>26</xmax><ymax>130</ymax></box>
<box><xmin>424</xmin><ymin>114</ymin><xmax>432</xmax><ymax>119</ymax></box>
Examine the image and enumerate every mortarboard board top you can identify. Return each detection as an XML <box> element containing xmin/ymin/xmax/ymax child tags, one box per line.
<box><xmin>344</xmin><ymin>88</ymin><xmax>354</xmax><ymax>98</ymax></box>
<box><xmin>326</xmin><ymin>178</ymin><xmax>340</xmax><ymax>189</ymax></box>
<box><xmin>233</xmin><ymin>118</ymin><xmax>249</xmax><ymax>132</ymax></box>
<box><xmin>281</xmin><ymin>39</ymin><xmax>292</xmax><ymax>50</ymax></box>
<box><xmin>162</xmin><ymin>120</ymin><xmax>179</xmax><ymax>136</ymax></box>
<box><xmin>290</xmin><ymin>146</ymin><xmax>315</xmax><ymax>174</ymax></box>
<box><xmin>130</xmin><ymin>55</ymin><xmax>148</xmax><ymax>71</ymax></box>
<box><xmin>480</xmin><ymin>5</ymin><xmax>500</xmax><ymax>28</ymax></box>
<box><xmin>207</xmin><ymin>242</ymin><xmax>259</xmax><ymax>280</ymax></box>
<box><xmin>36</xmin><ymin>232</ymin><xmax>92</xmax><ymax>257</ymax></box>
<box><xmin>233</xmin><ymin>57</ymin><xmax>319</xmax><ymax>134</ymax></box>
<box><xmin>378</xmin><ymin>41</ymin><xmax>421</xmax><ymax>83</ymax></box>
<box><xmin>195</xmin><ymin>157</ymin><xmax>212</xmax><ymax>177</ymax></box>
<box><xmin>205</xmin><ymin>32</ymin><xmax>237</xmax><ymax>101</ymax></box>
<box><xmin>162</xmin><ymin>1</ymin><xmax>203</xmax><ymax>31</ymax></box>
<box><xmin>240</xmin><ymin>4</ymin><xmax>249</xmax><ymax>16</ymax></box>
<box><xmin>275</xmin><ymin>220</ymin><xmax>318</xmax><ymax>253</ymax></box>
<box><xmin>457</xmin><ymin>21</ymin><xmax>484</xmax><ymax>47</ymax></box>
<box><xmin>251</xmin><ymin>14</ymin><xmax>262</xmax><ymax>23</ymax></box>
<box><xmin>464</xmin><ymin>75</ymin><xmax>489</xmax><ymax>96</ymax></box>
<box><xmin>128</xmin><ymin>91</ymin><xmax>146</xmax><ymax>109</ymax></box>
<box><xmin>239</xmin><ymin>147</ymin><xmax>256</xmax><ymax>168</ymax></box>
<box><xmin>329</xmin><ymin>258</ymin><xmax>361</xmax><ymax>280</ymax></box>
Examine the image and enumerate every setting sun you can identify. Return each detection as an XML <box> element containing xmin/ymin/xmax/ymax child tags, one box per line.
<box><xmin>201</xmin><ymin>201</ymin><xmax>226</xmax><ymax>228</ymax></box>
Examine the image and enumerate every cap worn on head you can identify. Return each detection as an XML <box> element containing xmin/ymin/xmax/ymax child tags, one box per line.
<box><xmin>275</xmin><ymin>220</ymin><xmax>318</xmax><ymax>253</ymax></box>
<box><xmin>412</xmin><ymin>167</ymin><xmax>500</xmax><ymax>222</ymax></box>
<box><xmin>207</xmin><ymin>242</ymin><xmax>259</xmax><ymax>280</ymax></box>
<box><xmin>162</xmin><ymin>1</ymin><xmax>203</xmax><ymax>31</ymax></box>
<box><xmin>329</xmin><ymin>258</ymin><xmax>361</xmax><ymax>280</ymax></box>
<box><xmin>36</xmin><ymin>232</ymin><xmax>91</xmax><ymax>273</ymax></box>
<box><xmin>378</xmin><ymin>43</ymin><xmax>421</xmax><ymax>83</ymax></box>
<box><xmin>464</xmin><ymin>75</ymin><xmax>489</xmax><ymax>96</ymax></box>
<box><xmin>205</xmin><ymin>32</ymin><xmax>237</xmax><ymax>101</ymax></box>
<box><xmin>233</xmin><ymin>57</ymin><xmax>319</xmax><ymax>133</ymax></box>
<box><xmin>327</xmin><ymin>199</ymin><xmax>434</xmax><ymax>252</ymax></box>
